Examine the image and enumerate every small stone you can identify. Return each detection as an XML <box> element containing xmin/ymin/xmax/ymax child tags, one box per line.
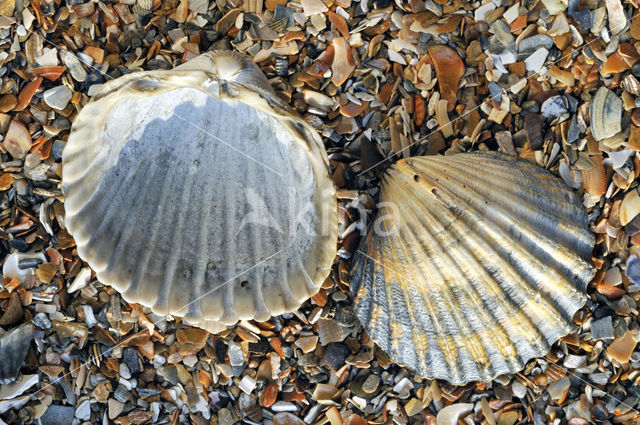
<box><xmin>489</xmin><ymin>20</ymin><xmax>515</xmax><ymax>54</ymax></box>
<box><xmin>541</xmin><ymin>95</ymin><xmax>567</xmax><ymax>120</ymax></box>
<box><xmin>312</xmin><ymin>383</ymin><xmax>338</xmax><ymax>401</ymax></box>
<box><xmin>0</xmin><ymin>0</ymin><xmax>14</xmax><ymax>16</ymax></box>
<box><xmin>0</xmin><ymin>293</ymin><xmax>22</xmax><ymax>326</ymax></box>
<box><xmin>631</xmin><ymin>60</ymin><xmax>640</xmax><ymax>78</ymax></box>
<box><xmin>33</xmin><ymin>312</ymin><xmax>51</xmax><ymax>329</ymax></box>
<box><xmin>626</xmin><ymin>254</ymin><xmax>640</xmax><ymax>285</ymax></box>
<box><xmin>437</xmin><ymin>403</ymin><xmax>473</xmax><ymax>425</ymax></box>
<box><xmin>182</xmin><ymin>354</ymin><xmax>197</xmax><ymax>367</ymax></box>
<box><xmin>272</xmin><ymin>401</ymin><xmax>298</xmax><ymax>412</ymax></box>
<box><xmin>404</xmin><ymin>398</ymin><xmax>423</xmax><ymax>416</ymax></box>
<box><xmin>361</xmin><ymin>374</ymin><xmax>379</xmax><ymax>393</ymax></box>
<box><xmin>295</xmin><ymin>335</ymin><xmax>318</xmax><ymax>353</ymax></box>
<box><xmin>122</xmin><ymin>347</ymin><xmax>142</xmax><ymax>375</ymax></box>
<box><xmin>68</xmin><ymin>267</ymin><xmax>91</xmax><ymax>293</ymax></box>
<box><xmin>218</xmin><ymin>408</ymin><xmax>235</xmax><ymax>425</ymax></box>
<box><xmin>52</xmin><ymin>320</ymin><xmax>88</xmax><ymax>345</ymax></box>
<box><xmin>43</xmin><ymin>86</ymin><xmax>72</xmax><ymax>110</ymax></box>
<box><xmin>620</xmin><ymin>189</ymin><xmax>640</xmax><ymax>225</ymax></box>
<box><xmin>119</xmin><ymin>363</ymin><xmax>131</xmax><ymax>379</ymax></box>
<box><xmin>607</xmin><ymin>330</ymin><xmax>637</xmax><ymax>363</ymax></box>
<box><xmin>62</xmin><ymin>52</ymin><xmax>87</xmax><ymax>82</ymax></box>
<box><xmin>547</xmin><ymin>376</ymin><xmax>570</xmax><ymax>403</ymax></box>
<box><xmin>488</xmin><ymin>82</ymin><xmax>502</xmax><ymax>102</ymax></box>
<box><xmin>227</xmin><ymin>342</ymin><xmax>244</xmax><ymax>366</ymax></box>
<box><xmin>524</xmin><ymin>48</ymin><xmax>549</xmax><ymax>72</ymax></box>
<box><xmin>300</xmin><ymin>0</ymin><xmax>327</xmax><ymax>15</ymax></box>
<box><xmin>108</xmin><ymin>398</ymin><xmax>125</xmax><ymax>420</ymax></box>
<box><xmin>541</xmin><ymin>0</ymin><xmax>567</xmax><ymax>14</ymax></box>
<box><xmin>511</xmin><ymin>380</ymin><xmax>527</xmax><ymax>398</ymax></box>
<box><xmin>591</xmin><ymin>402</ymin><xmax>610</xmax><ymax>421</ymax></box>
<box><xmin>518</xmin><ymin>34</ymin><xmax>554</xmax><ymax>52</ymax></box>
<box><xmin>524</xmin><ymin>113</ymin><xmax>544</xmax><ymax>149</ymax></box>
<box><xmin>590</xmin><ymin>87</ymin><xmax>622</xmax><ymax>141</ymax></box>
<box><xmin>320</xmin><ymin>343</ymin><xmax>349</xmax><ymax>370</ymax></box>
<box><xmin>37</xmin><ymin>262</ymin><xmax>58</xmax><ymax>284</ymax></box>
<box><xmin>0</xmin><ymin>95</ymin><xmax>17</xmax><ymax>113</ymax></box>
<box><xmin>563</xmin><ymin>354</ymin><xmax>586</xmax><ymax>369</ymax></box>
<box><xmin>274</xmin><ymin>412</ymin><xmax>305</xmax><ymax>425</ymax></box>
<box><xmin>189</xmin><ymin>0</ymin><xmax>208</xmax><ymax>13</ymax></box>
<box><xmin>262</xmin><ymin>382</ymin><xmax>278</xmax><ymax>408</ymax></box>
<box><xmin>75</xmin><ymin>398</ymin><xmax>91</xmax><ymax>420</ymax></box>
<box><xmin>93</xmin><ymin>381</ymin><xmax>112</xmax><ymax>403</ymax></box>
<box><xmin>176</xmin><ymin>328</ymin><xmax>209</xmax><ymax>356</ymax></box>
<box><xmin>331</xmin><ymin>37</ymin><xmax>355</xmax><ymax>87</ymax></box>
<box><xmin>591</xmin><ymin>316</ymin><xmax>614</xmax><ymax>341</ymax></box>
<box><xmin>3</xmin><ymin>120</ymin><xmax>32</xmax><ymax>160</ymax></box>
<box><xmin>567</xmin><ymin>0</ymin><xmax>591</xmax><ymax>29</ymax></box>
<box><xmin>621</xmin><ymin>74</ymin><xmax>640</xmax><ymax>96</ymax></box>
<box><xmin>39</xmin><ymin>405</ymin><xmax>76</xmax><ymax>425</ymax></box>
<box><xmin>605</xmin><ymin>0</ymin><xmax>626</xmax><ymax>34</ymax></box>
<box><xmin>474</xmin><ymin>2</ymin><xmax>495</xmax><ymax>21</ymax></box>
<box><xmin>429</xmin><ymin>45</ymin><xmax>465</xmax><ymax>111</ymax></box>
<box><xmin>239</xmin><ymin>375</ymin><xmax>256</xmax><ymax>394</ymax></box>
<box><xmin>495</xmin><ymin>131</ymin><xmax>516</xmax><ymax>155</ymax></box>
<box><xmin>498</xmin><ymin>411</ymin><xmax>519</xmax><ymax>425</ymax></box>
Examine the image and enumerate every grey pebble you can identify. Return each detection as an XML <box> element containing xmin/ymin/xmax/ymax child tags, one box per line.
<box><xmin>43</xmin><ymin>86</ymin><xmax>73</xmax><ymax>110</ymax></box>
<box><xmin>518</xmin><ymin>34</ymin><xmax>554</xmax><ymax>52</ymax></box>
<box><xmin>39</xmin><ymin>404</ymin><xmax>75</xmax><ymax>425</ymax></box>
<box><xmin>627</xmin><ymin>254</ymin><xmax>640</xmax><ymax>285</ymax></box>
<box><xmin>62</xmin><ymin>52</ymin><xmax>87</xmax><ymax>82</ymax></box>
<box><xmin>591</xmin><ymin>316</ymin><xmax>614</xmax><ymax>341</ymax></box>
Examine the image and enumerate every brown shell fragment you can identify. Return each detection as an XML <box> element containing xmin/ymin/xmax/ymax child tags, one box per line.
<box><xmin>351</xmin><ymin>152</ymin><xmax>595</xmax><ymax>385</ymax></box>
<box><xmin>331</xmin><ymin>37</ymin><xmax>355</xmax><ymax>87</ymax></box>
<box><xmin>31</xmin><ymin>66</ymin><xmax>66</xmax><ymax>82</ymax></box>
<box><xmin>428</xmin><ymin>45</ymin><xmax>464</xmax><ymax>112</ymax></box>
<box><xmin>581</xmin><ymin>157</ymin><xmax>607</xmax><ymax>197</ymax></box>
<box><xmin>3</xmin><ymin>120</ymin><xmax>32</xmax><ymax>159</ymax></box>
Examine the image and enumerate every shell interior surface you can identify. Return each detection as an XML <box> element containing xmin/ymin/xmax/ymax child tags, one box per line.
<box><xmin>351</xmin><ymin>152</ymin><xmax>595</xmax><ymax>385</ymax></box>
<box><xmin>63</xmin><ymin>52</ymin><xmax>338</xmax><ymax>331</ymax></box>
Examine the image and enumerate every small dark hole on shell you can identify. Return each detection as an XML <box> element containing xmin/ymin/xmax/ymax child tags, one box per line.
<box><xmin>240</xmin><ymin>280</ymin><xmax>250</xmax><ymax>288</ymax></box>
<box><xmin>413</xmin><ymin>175</ymin><xmax>419</xmax><ymax>182</ymax></box>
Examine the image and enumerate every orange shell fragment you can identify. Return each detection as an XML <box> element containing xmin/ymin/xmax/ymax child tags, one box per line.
<box><xmin>31</xmin><ymin>66</ymin><xmax>66</xmax><ymax>82</ymax></box>
<box><xmin>428</xmin><ymin>45</ymin><xmax>464</xmax><ymax>112</ymax></box>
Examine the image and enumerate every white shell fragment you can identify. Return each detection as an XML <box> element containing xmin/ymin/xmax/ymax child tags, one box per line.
<box><xmin>590</xmin><ymin>86</ymin><xmax>622</xmax><ymax>141</ymax></box>
<box><xmin>63</xmin><ymin>52</ymin><xmax>338</xmax><ymax>331</ymax></box>
<box><xmin>351</xmin><ymin>152</ymin><xmax>595</xmax><ymax>385</ymax></box>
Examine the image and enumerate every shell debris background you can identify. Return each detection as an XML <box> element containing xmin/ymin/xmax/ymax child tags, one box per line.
<box><xmin>0</xmin><ymin>0</ymin><xmax>637</xmax><ymax>423</ymax></box>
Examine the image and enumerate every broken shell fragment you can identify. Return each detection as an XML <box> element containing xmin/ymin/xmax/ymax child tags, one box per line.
<box><xmin>62</xmin><ymin>51</ymin><xmax>338</xmax><ymax>332</ymax></box>
<box><xmin>351</xmin><ymin>152</ymin><xmax>595</xmax><ymax>385</ymax></box>
<box><xmin>428</xmin><ymin>45</ymin><xmax>464</xmax><ymax>112</ymax></box>
<box><xmin>0</xmin><ymin>323</ymin><xmax>34</xmax><ymax>384</ymax></box>
<box><xmin>590</xmin><ymin>87</ymin><xmax>622</xmax><ymax>141</ymax></box>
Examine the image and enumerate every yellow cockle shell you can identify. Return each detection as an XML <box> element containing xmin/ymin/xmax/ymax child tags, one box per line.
<box><xmin>351</xmin><ymin>152</ymin><xmax>595</xmax><ymax>385</ymax></box>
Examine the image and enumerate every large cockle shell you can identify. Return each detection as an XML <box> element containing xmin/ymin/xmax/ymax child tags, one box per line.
<box><xmin>63</xmin><ymin>52</ymin><xmax>338</xmax><ymax>332</ymax></box>
<box><xmin>351</xmin><ymin>153</ymin><xmax>595</xmax><ymax>385</ymax></box>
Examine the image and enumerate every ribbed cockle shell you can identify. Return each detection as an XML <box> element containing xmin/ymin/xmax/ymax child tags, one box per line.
<box><xmin>63</xmin><ymin>52</ymin><xmax>338</xmax><ymax>332</ymax></box>
<box><xmin>351</xmin><ymin>152</ymin><xmax>595</xmax><ymax>385</ymax></box>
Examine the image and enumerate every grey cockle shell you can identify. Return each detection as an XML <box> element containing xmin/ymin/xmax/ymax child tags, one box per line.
<box><xmin>0</xmin><ymin>322</ymin><xmax>33</xmax><ymax>384</ymax></box>
<box><xmin>351</xmin><ymin>152</ymin><xmax>595</xmax><ymax>385</ymax></box>
<box><xmin>63</xmin><ymin>51</ymin><xmax>338</xmax><ymax>332</ymax></box>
